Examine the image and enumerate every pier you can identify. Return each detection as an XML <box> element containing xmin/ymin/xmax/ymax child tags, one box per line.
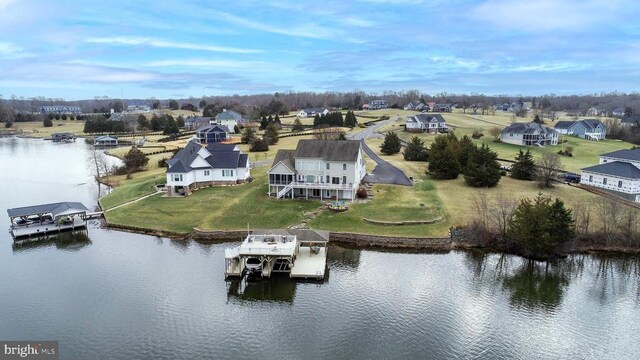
<box><xmin>225</xmin><ymin>230</ymin><xmax>328</xmax><ymax>280</ymax></box>
<box><xmin>7</xmin><ymin>202</ymin><xmax>102</xmax><ymax>239</ymax></box>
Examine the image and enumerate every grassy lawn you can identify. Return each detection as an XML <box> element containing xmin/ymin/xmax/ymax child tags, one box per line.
<box><xmin>104</xmin><ymin>167</ymin><xmax>319</xmax><ymax>233</ymax></box>
<box><xmin>1</xmin><ymin>120</ymin><xmax>86</xmax><ymax>138</ymax></box>
<box><xmin>100</xmin><ymin>168</ymin><xmax>166</xmax><ymax>209</ymax></box>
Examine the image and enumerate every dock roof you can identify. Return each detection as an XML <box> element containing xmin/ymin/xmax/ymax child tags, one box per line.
<box><xmin>7</xmin><ymin>202</ymin><xmax>89</xmax><ymax>218</ymax></box>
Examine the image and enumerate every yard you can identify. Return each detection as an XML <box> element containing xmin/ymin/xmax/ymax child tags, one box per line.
<box><xmin>1</xmin><ymin>120</ymin><xmax>86</xmax><ymax>138</ymax></box>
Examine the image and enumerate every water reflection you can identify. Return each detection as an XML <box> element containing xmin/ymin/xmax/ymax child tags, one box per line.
<box><xmin>227</xmin><ymin>276</ymin><xmax>297</xmax><ymax>304</ymax></box>
<box><xmin>12</xmin><ymin>230</ymin><xmax>91</xmax><ymax>253</ymax></box>
<box><xmin>501</xmin><ymin>260</ymin><xmax>570</xmax><ymax>310</ymax></box>
<box><xmin>591</xmin><ymin>254</ymin><xmax>640</xmax><ymax>304</ymax></box>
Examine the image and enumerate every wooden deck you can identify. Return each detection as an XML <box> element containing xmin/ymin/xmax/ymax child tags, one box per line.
<box><xmin>290</xmin><ymin>246</ymin><xmax>327</xmax><ymax>280</ymax></box>
<box><xmin>10</xmin><ymin>218</ymin><xmax>87</xmax><ymax>239</ymax></box>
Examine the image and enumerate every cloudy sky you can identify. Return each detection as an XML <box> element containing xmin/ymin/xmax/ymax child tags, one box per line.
<box><xmin>1</xmin><ymin>0</ymin><xmax>639</xmax><ymax>99</ymax></box>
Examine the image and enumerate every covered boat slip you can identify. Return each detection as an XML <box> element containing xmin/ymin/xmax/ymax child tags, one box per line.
<box><xmin>7</xmin><ymin>202</ymin><xmax>98</xmax><ymax>239</ymax></box>
<box><xmin>225</xmin><ymin>229</ymin><xmax>328</xmax><ymax>280</ymax></box>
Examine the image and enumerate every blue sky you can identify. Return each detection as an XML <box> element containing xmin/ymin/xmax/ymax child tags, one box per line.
<box><xmin>1</xmin><ymin>0</ymin><xmax>639</xmax><ymax>100</ymax></box>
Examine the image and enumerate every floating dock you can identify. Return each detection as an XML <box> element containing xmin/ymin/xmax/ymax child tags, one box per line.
<box><xmin>7</xmin><ymin>202</ymin><xmax>102</xmax><ymax>239</ymax></box>
<box><xmin>225</xmin><ymin>230</ymin><xmax>328</xmax><ymax>280</ymax></box>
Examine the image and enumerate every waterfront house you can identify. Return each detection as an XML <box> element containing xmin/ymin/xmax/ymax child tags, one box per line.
<box><xmin>39</xmin><ymin>105</ymin><xmax>82</xmax><ymax>115</ymax></box>
<box><xmin>554</xmin><ymin>121</ymin><xmax>575</xmax><ymax>135</ymax></box>
<box><xmin>215</xmin><ymin>109</ymin><xmax>243</xmax><ymax>132</ymax></box>
<box><xmin>580</xmin><ymin>148</ymin><xmax>640</xmax><ymax>202</ymax></box>
<box><xmin>432</xmin><ymin>103</ymin><xmax>452</xmax><ymax>112</ymax></box>
<box><xmin>267</xmin><ymin>139</ymin><xmax>367</xmax><ymax>201</ymax></box>
<box><xmin>298</xmin><ymin>108</ymin><xmax>330</xmax><ymax>118</ymax></box>
<box><xmin>554</xmin><ymin>119</ymin><xmax>606</xmax><ymax>140</ymax></box>
<box><xmin>369</xmin><ymin>100</ymin><xmax>388</xmax><ymax>109</ymax></box>
<box><xmin>184</xmin><ymin>116</ymin><xmax>211</xmax><ymax>131</ymax></box>
<box><xmin>165</xmin><ymin>140</ymin><xmax>250</xmax><ymax>196</ymax></box>
<box><xmin>94</xmin><ymin>135</ymin><xmax>118</xmax><ymax>146</ymax></box>
<box><xmin>404</xmin><ymin>101</ymin><xmax>426</xmax><ymax>111</ymax></box>
<box><xmin>500</xmin><ymin>122</ymin><xmax>558</xmax><ymax>146</ymax></box>
<box><xmin>195</xmin><ymin>124</ymin><xmax>229</xmax><ymax>144</ymax></box>
<box><xmin>51</xmin><ymin>132</ymin><xmax>76</xmax><ymax>142</ymax></box>
<box><xmin>405</xmin><ymin>114</ymin><xmax>447</xmax><ymax>133</ymax></box>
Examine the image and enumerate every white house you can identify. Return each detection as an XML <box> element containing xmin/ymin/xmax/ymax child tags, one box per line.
<box><xmin>581</xmin><ymin>149</ymin><xmax>640</xmax><ymax>202</ymax></box>
<box><xmin>500</xmin><ymin>122</ymin><xmax>558</xmax><ymax>146</ymax></box>
<box><xmin>298</xmin><ymin>108</ymin><xmax>330</xmax><ymax>118</ymax></box>
<box><xmin>405</xmin><ymin>114</ymin><xmax>448</xmax><ymax>133</ymax></box>
<box><xmin>404</xmin><ymin>101</ymin><xmax>426</xmax><ymax>111</ymax></box>
<box><xmin>166</xmin><ymin>140</ymin><xmax>250</xmax><ymax>196</ymax></box>
<box><xmin>39</xmin><ymin>105</ymin><xmax>82</xmax><ymax>114</ymax></box>
<box><xmin>369</xmin><ymin>100</ymin><xmax>388</xmax><ymax>109</ymax></box>
<box><xmin>268</xmin><ymin>140</ymin><xmax>367</xmax><ymax>201</ymax></box>
<box><xmin>554</xmin><ymin>119</ymin><xmax>606</xmax><ymax>140</ymax></box>
<box><xmin>214</xmin><ymin>109</ymin><xmax>243</xmax><ymax>132</ymax></box>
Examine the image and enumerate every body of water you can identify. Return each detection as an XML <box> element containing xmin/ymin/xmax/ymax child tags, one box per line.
<box><xmin>0</xmin><ymin>137</ymin><xmax>639</xmax><ymax>359</ymax></box>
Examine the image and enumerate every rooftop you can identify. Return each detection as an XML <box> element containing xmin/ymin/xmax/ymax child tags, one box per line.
<box><xmin>7</xmin><ymin>202</ymin><xmax>89</xmax><ymax>218</ymax></box>
<box><xmin>582</xmin><ymin>161</ymin><xmax>640</xmax><ymax>179</ymax></box>
<box><xmin>600</xmin><ymin>148</ymin><xmax>640</xmax><ymax>161</ymax></box>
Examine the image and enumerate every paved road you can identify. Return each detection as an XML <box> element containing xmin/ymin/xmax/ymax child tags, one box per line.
<box><xmin>349</xmin><ymin>118</ymin><xmax>413</xmax><ymax>186</ymax></box>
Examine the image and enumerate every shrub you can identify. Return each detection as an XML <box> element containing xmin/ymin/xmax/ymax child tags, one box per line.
<box><xmin>43</xmin><ymin>118</ymin><xmax>53</xmax><ymax>127</ymax></box>
<box><xmin>472</xmin><ymin>130</ymin><xmax>484</xmax><ymax>139</ymax></box>
<box><xmin>500</xmin><ymin>170</ymin><xmax>507</xmax><ymax>176</ymax></box>
<box><xmin>54</xmin><ymin>114</ymin><xmax>61</xmax><ymax>120</ymax></box>
<box><xmin>250</xmin><ymin>138</ymin><xmax>269</xmax><ymax>152</ymax></box>
<box><xmin>61</xmin><ymin>114</ymin><xmax>67</xmax><ymax>120</ymax></box>
<box><xmin>157</xmin><ymin>158</ymin><xmax>168</xmax><ymax>168</ymax></box>
<box><xmin>4</xmin><ymin>121</ymin><xmax>12</xmax><ymax>128</ymax></box>
<box><xmin>356</xmin><ymin>187</ymin><xmax>368</xmax><ymax>199</ymax></box>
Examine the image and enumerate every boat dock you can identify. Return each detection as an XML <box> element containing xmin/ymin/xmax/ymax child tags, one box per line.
<box><xmin>225</xmin><ymin>230</ymin><xmax>328</xmax><ymax>280</ymax></box>
<box><xmin>7</xmin><ymin>202</ymin><xmax>102</xmax><ymax>239</ymax></box>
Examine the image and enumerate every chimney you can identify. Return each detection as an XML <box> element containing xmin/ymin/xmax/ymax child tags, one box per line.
<box><xmin>223</xmin><ymin>109</ymin><xmax>227</xmax><ymax>112</ymax></box>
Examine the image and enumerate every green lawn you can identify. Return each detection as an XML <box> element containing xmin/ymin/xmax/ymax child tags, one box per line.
<box><xmin>100</xmin><ymin>169</ymin><xmax>166</xmax><ymax>209</ymax></box>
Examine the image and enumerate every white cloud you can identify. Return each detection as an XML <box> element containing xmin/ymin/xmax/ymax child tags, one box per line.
<box><xmin>0</xmin><ymin>41</ymin><xmax>34</xmax><ymax>59</ymax></box>
<box><xmin>0</xmin><ymin>0</ymin><xmax>16</xmax><ymax>10</ymax></box>
<box><xmin>343</xmin><ymin>16</ymin><xmax>375</xmax><ymax>27</ymax></box>
<box><xmin>471</xmin><ymin>0</ymin><xmax>626</xmax><ymax>32</ymax></box>
<box><xmin>213</xmin><ymin>10</ymin><xmax>339</xmax><ymax>39</ymax></box>
<box><xmin>84</xmin><ymin>36</ymin><xmax>261</xmax><ymax>54</ymax></box>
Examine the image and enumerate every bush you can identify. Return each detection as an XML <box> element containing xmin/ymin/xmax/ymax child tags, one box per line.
<box><xmin>472</xmin><ymin>130</ymin><xmax>484</xmax><ymax>139</ymax></box>
<box><xmin>43</xmin><ymin>118</ymin><xmax>53</xmax><ymax>127</ymax></box>
<box><xmin>123</xmin><ymin>147</ymin><xmax>149</xmax><ymax>171</ymax></box>
<box><xmin>61</xmin><ymin>114</ymin><xmax>67</xmax><ymax>120</ymax></box>
<box><xmin>249</xmin><ymin>138</ymin><xmax>269</xmax><ymax>152</ymax></box>
<box><xmin>54</xmin><ymin>114</ymin><xmax>61</xmax><ymax>120</ymax></box>
<box><xmin>4</xmin><ymin>121</ymin><xmax>12</xmax><ymax>128</ymax></box>
<box><xmin>500</xmin><ymin>170</ymin><xmax>507</xmax><ymax>176</ymax></box>
<box><xmin>356</xmin><ymin>187</ymin><xmax>368</xmax><ymax>199</ymax></box>
<box><xmin>157</xmin><ymin>158</ymin><xmax>168</xmax><ymax>167</ymax></box>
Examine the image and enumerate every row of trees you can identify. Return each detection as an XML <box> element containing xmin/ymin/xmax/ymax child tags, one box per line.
<box><xmin>83</xmin><ymin>117</ymin><xmax>129</xmax><ymax>134</ymax></box>
<box><xmin>259</xmin><ymin>114</ymin><xmax>281</xmax><ymax>130</ymax></box>
<box><xmin>313</xmin><ymin>112</ymin><xmax>344</xmax><ymax>128</ymax></box>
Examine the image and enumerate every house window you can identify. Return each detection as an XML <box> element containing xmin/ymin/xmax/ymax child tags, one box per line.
<box><xmin>204</xmin><ymin>170</ymin><xmax>210</xmax><ymax>176</ymax></box>
<box><xmin>326</xmin><ymin>163</ymin><xmax>330</xmax><ymax>170</ymax></box>
<box><xmin>343</xmin><ymin>163</ymin><xmax>347</xmax><ymax>170</ymax></box>
<box><xmin>173</xmin><ymin>174</ymin><xmax>182</xmax><ymax>182</ymax></box>
<box><xmin>589</xmin><ymin>175</ymin><xmax>593</xmax><ymax>182</ymax></box>
<box><xmin>603</xmin><ymin>178</ymin><xmax>607</xmax><ymax>185</ymax></box>
<box><xmin>222</xmin><ymin>170</ymin><xmax>234</xmax><ymax>177</ymax></box>
<box><xmin>618</xmin><ymin>180</ymin><xmax>623</xmax><ymax>188</ymax></box>
<box><xmin>326</xmin><ymin>175</ymin><xmax>330</xmax><ymax>183</ymax></box>
<box><xmin>343</xmin><ymin>176</ymin><xmax>347</xmax><ymax>184</ymax></box>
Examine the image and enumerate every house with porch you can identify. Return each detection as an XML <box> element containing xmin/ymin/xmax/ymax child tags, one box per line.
<box><xmin>554</xmin><ymin>119</ymin><xmax>606</xmax><ymax>140</ymax></box>
<box><xmin>215</xmin><ymin>109</ymin><xmax>243</xmax><ymax>132</ymax></box>
<box><xmin>369</xmin><ymin>100</ymin><xmax>388</xmax><ymax>109</ymax></box>
<box><xmin>184</xmin><ymin>116</ymin><xmax>211</xmax><ymax>131</ymax></box>
<box><xmin>580</xmin><ymin>148</ymin><xmax>640</xmax><ymax>202</ymax></box>
<box><xmin>94</xmin><ymin>135</ymin><xmax>118</xmax><ymax>146</ymax></box>
<box><xmin>165</xmin><ymin>140</ymin><xmax>250</xmax><ymax>196</ymax></box>
<box><xmin>404</xmin><ymin>101</ymin><xmax>426</xmax><ymax>111</ymax></box>
<box><xmin>297</xmin><ymin>108</ymin><xmax>330</xmax><ymax>118</ymax></box>
<box><xmin>500</xmin><ymin>122</ymin><xmax>558</xmax><ymax>146</ymax></box>
<box><xmin>268</xmin><ymin>140</ymin><xmax>367</xmax><ymax>201</ymax></box>
<box><xmin>405</xmin><ymin>114</ymin><xmax>447</xmax><ymax>133</ymax></box>
<box><xmin>195</xmin><ymin>124</ymin><xmax>230</xmax><ymax>144</ymax></box>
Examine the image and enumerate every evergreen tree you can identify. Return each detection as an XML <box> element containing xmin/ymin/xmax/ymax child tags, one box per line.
<box><xmin>137</xmin><ymin>114</ymin><xmax>150</xmax><ymax>130</ymax></box>
<box><xmin>380</xmin><ymin>132</ymin><xmax>401</xmax><ymax>155</ymax></box>
<box><xmin>428</xmin><ymin>135</ymin><xmax>461</xmax><ymax>179</ymax></box>
<box><xmin>176</xmin><ymin>116</ymin><xmax>185</xmax><ymax>128</ymax></box>
<box><xmin>458</xmin><ymin>135</ymin><xmax>476</xmax><ymax>171</ymax></box>
<box><xmin>403</xmin><ymin>136</ymin><xmax>428</xmax><ymax>161</ymax></box>
<box><xmin>43</xmin><ymin>118</ymin><xmax>53</xmax><ymax>127</ymax></box>
<box><xmin>533</xmin><ymin>114</ymin><xmax>543</xmax><ymax>124</ymax></box>
<box><xmin>313</xmin><ymin>114</ymin><xmax>321</xmax><ymax>128</ymax></box>
<box><xmin>292</xmin><ymin>118</ymin><xmax>305</xmax><ymax>132</ymax></box>
<box><xmin>264</xmin><ymin>123</ymin><xmax>279</xmax><ymax>145</ymax></box>
<box><xmin>249</xmin><ymin>137</ymin><xmax>269</xmax><ymax>152</ymax></box>
<box><xmin>124</xmin><ymin>147</ymin><xmax>149</xmax><ymax>170</ymax></box>
<box><xmin>260</xmin><ymin>115</ymin><xmax>268</xmax><ymax>130</ymax></box>
<box><xmin>463</xmin><ymin>144</ymin><xmax>501</xmax><ymax>187</ymax></box>
<box><xmin>163</xmin><ymin>118</ymin><xmax>180</xmax><ymax>135</ymax></box>
<box><xmin>267</xmin><ymin>115</ymin><xmax>274</xmax><ymax>124</ymax></box>
<box><xmin>344</xmin><ymin>111</ymin><xmax>358</xmax><ymax>128</ymax></box>
<box><xmin>274</xmin><ymin>114</ymin><xmax>281</xmax><ymax>124</ymax></box>
<box><xmin>510</xmin><ymin>150</ymin><xmax>536</xmax><ymax>180</ymax></box>
<box><xmin>241</xmin><ymin>127</ymin><xmax>256</xmax><ymax>144</ymax></box>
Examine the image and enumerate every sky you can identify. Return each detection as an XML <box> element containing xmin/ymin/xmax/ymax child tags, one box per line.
<box><xmin>1</xmin><ymin>0</ymin><xmax>639</xmax><ymax>100</ymax></box>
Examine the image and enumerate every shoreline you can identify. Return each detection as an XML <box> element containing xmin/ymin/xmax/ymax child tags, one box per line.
<box><xmin>102</xmin><ymin>221</ymin><xmax>640</xmax><ymax>257</ymax></box>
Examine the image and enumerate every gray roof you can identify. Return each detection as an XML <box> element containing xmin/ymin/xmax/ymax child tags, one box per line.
<box><xmin>501</xmin><ymin>122</ymin><xmax>556</xmax><ymax>135</ymax></box>
<box><xmin>271</xmin><ymin>149</ymin><xmax>296</xmax><ymax>171</ymax></box>
<box><xmin>301</xmin><ymin>107</ymin><xmax>327</xmax><ymax>114</ymax></box>
<box><xmin>7</xmin><ymin>202</ymin><xmax>89</xmax><ymax>218</ymax></box>
<box><xmin>95</xmin><ymin>135</ymin><xmax>117</xmax><ymax>141</ymax></box>
<box><xmin>195</xmin><ymin>124</ymin><xmax>230</xmax><ymax>134</ymax></box>
<box><xmin>600</xmin><ymin>149</ymin><xmax>640</xmax><ymax>161</ymax></box>
<box><xmin>582</xmin><ymin>161</ymin><xmax>640</xmax><ymax>179</ymax></box>
<box><xmin>578</xmin><ymin>119</ymin><xmax>605</xmax><ymax>130</ymax></box>
<box><xmin>408</xmin><ymin>113</ymin><xmax>446</xmax><ymax>124</ymax></box>
<box><xmin>621</xmin><ymin>115</ymin><xmax>640</xmax><ymax>124</ymax></box>
<box><xmin>167</xmin><ymin>139</ymin><xmax>247</xmax><ymax>173</ymax></box>
<box><xmin>295</xmin><ymin>139</ymin><xmax>361</xmax><ymax>162</ymax></box>
<box><xmin>554</xmin><ymin>121</ymin><xmax>575</xmax><ymax>129</ymax></box>
<box><xmin>215</xmin><ymin>110</ymin><xmax>243</xmax><ymax>122</ymax></box>
<box><xmin>185</xmin><ymin>116</ymin><xmax>210</xmax><ymax>124</ymax></box>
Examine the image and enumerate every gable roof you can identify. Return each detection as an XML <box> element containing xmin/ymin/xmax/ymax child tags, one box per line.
<box><xmin>577</xmin><ymin>119</ymin><xmax>605</xmax><ymax>130</ymax></box>
<box><xmin>7</xmin><ymin>202</ymin><xmax>89</xmax><ymax>218</ymax></box>
<box><xmin>206</xmin><ymin>143</ymin><xmax>237</xmax><ymax>152</ymax></box>
<box><xmin>95</xmin><ymin>135</ymin><xmax>117</xmax><ymax>141</ymax></box>
<box><xmin>600</xmin><ymin>149</ymin><xmax>640</xmax><ymax>161</ymax></box>
<box><xmin>295</xmin><ymin>140</ymin><xmax>361</xmax><ymax>162</ymax></box>
<box><xmin>270</xmin><ymin>149</ymin><xmax>296</xmax><ymax>172</ymax></box>
<box><xmin>582</xmin><ymin>161</ymin><xmax>640</xmax><ymax>179</ymax></box>
<box><xmin>408</xmin><ymin>113</ymin><xmax>446</xmax><ymax>125</ymax></box>
<box><xmin>196</xmin><ymin>124</ymin><xmax>230</xmax><ymax>133</ymax></box>
<box><xmin>167</xmin><ymin>139</ymin><xmax>247</xmax><ymax>173</ymax></box>
<box><xmin>215</xmin><ymin>110</ymin><xmax>243</xmax><ymax>121</ymax></box>
<box><xmin>554</xmin><ymin>121</ymin><xmax>575</xmax><ymax>129</ymax></box>
<box><xmin>167</xmin><ymin>140</ymin><xmax>203</xmax><ymax>173</ymax></box>
<box><xmin>300</xmin><ymin>107</ymin><xmax>327</xmax><ymax>114</ymax></box>
<box><xmin>501</xmin><ymin>122</ymin><xmax>556</xmax><ymax>135</ymax></box>
<box><xmin>621</xmin><ymin>115</ymin><xmax>640</xmax><ymax>124</ymax></box>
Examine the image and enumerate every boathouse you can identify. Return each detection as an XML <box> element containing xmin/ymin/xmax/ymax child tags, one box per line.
<box><xmin>94</xmin><ymin>135</ymin><xmax>118</xmax><ymax>146</ymax></box>
<box><xmin>7</xmin><ymin>202</ymin><xmax>92</xmax><ymax>239</ymax></box>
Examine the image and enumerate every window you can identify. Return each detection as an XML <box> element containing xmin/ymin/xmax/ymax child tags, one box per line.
<box><xmin>603</xmin><ymin>178</ymin><xmax>607</xmax><ymax>185</ymax></box>
<box><xmin>173</xmin><ymin>174</ymin><xmax>182</xmax><ymax>182</ymax></box>
<box><xmin>204</xmin><ymin>170</ymin><xmax>210</xmax><ymax>176</ymax></box>
<box><xmin>343</xmin><ymin>163</ymin><xmax>347</xmax><ymax>170</ymax></box>
<box><xmin>618</xmin><ymin>180</ymin><xmax>623</xmax><ymax>188</ymax></box>
<box><xmin>589</xmin><ymin>175</ymin><xmax>593</xmax><ymax>182</ymax></box>
<box><xmin>326</xmin><ymin>163</ymin><xmax>330</xmax><ymax>170</ymax></box>
<box><xmin>222</xmin><ymin>170</ymin><xmax>234</xmax><ymax>177</ymax></box>
<box><xmin>326</xmin><ymin>175</ymin><xmax>330</xmax><ymax>183</ymax></box>
<box><xmin>343</xmin><ymin>176</ymin><xmax>347</xmax><ymax>184</ymax></box>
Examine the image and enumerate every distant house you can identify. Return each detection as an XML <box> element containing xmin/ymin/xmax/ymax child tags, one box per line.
<box><xmin>581</xmin><ymin>149</ymin><xmax>640</xmax><ymax>202</ymax></box>
<box><xmin>432</xmin><ymin>103</ymin><xmax>452</xmax><ymax>112</ymax></box>
<box><xmin>94</xmin><ymin>135</ymin><xmax>118</xmax><ymax>146</ymax></box>
<box><xmin>126</xmin><ymin>104</ymin><xmax>150</xmax><ymax>113</ymax></box>
<box><xmin>500</xmin><ymin>122</ymin><xmax>558</xmax><ymax>146</ymax></box>
<box><xmin>405</xmin><ymin>114</ymin><xmax>448</xmax><ymax>133</ymax></box>
<box><xmin>587</xmin><ymin>107</ymin><xmax>606</xmax><ymax>116</ymax></box>
<box><xmin>297</xmin><ymin>108</ymin><xmax>330</xmax><ymax>118</ymax></box>
<box><xmin>165</xmin><ymin>140</ymin><xmax>250</xmax><ymax>196</ymax></box>
<box><xmin>39</xmin><ymin>105</ymin><xmax>81</xmax><ymax>115</ymax></box>
<box><xmin>215</xmin><ymin>109</ymin><xmax>243</xmax><ymax>132</ymax></box>
<box><xmin>195</xmin><ymin>124</ymin><xmax>229</xmax><ymax>144</ymax></box>
<box><xmin>267</xmin><ymin>140</ymin><xmax>367</xmax><ymax>201</ymax></box>
<box><xmin>51</xmin><ymin>132</ymin><xmax>76</xmax><ymax>142</ymax></box>
<box><xmin>621</xmin><ymin>115</ymin><xmax>640</xmax><ymax>126</ymax></box>
<box><xmin>554</xmin><ymin>119</ymin><xmax>606</xmax><ymax>140</ymax></box>
<box><xmin>612</xmin><ymin>107</ymin><xmax>626</xmax><ymax>117</ymax></box>
<box><xmin>181</xmin><ymin>103</ymin><xmax>198</xmax><ymax>112</ymax></box>
<box><xmin>404</xmin><ymin>101</ymin><xmax>426</xmax><ymax>111</ymax></box>
<box><xmin>184</xmin><ymin>116</ymin><xmax>211</xmax><ymax>131</ymax></box>
<box><xmin>369</xmin><ymin>100</ymin><xmax>388</xmax><ymax>109</ymax></box>
<box><xmin>108</xmin><ymin>113</ymin><xmax>136</xmax><ymax>122</ymax></box>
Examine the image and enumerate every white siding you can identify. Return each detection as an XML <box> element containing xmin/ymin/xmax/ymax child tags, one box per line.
<box><xmin>580</xmin><ymin>170</ymin><xmax>640</xmax><ymax>195</ymax></box>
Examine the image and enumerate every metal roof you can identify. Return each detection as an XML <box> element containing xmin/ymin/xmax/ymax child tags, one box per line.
<box><xmin>7</xmin><ymin>202</ymin><xmax>89</xmax><ymax>218</ymax></box>
<box><xmin>167</xmin><ymin>139</ymin><xmax>247</xmax><ymax>173</ymax></box>
<box><xmin>582</xmin><ymin>161</ymin><xmax>640</xmax><ymax>179</ymax></box>
<box><xmin>600</xmin><ymin>148</ymin><xmax>640</xmax><ymax>161</ymax></box>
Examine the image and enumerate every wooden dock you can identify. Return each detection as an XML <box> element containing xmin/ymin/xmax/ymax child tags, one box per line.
<box><xmin>290</xmin><ymin>246</ymin><xmax>327</xmax><ymax>279</ymax></box>
<box><xmin>10</xmin><ymin>218</ymin><xmax>87</xmax><ymax>238</ymax></box>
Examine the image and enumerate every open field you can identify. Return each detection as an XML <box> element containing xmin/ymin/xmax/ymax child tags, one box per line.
<box><xmin>1</xmin><ymin>120</ymin><xmax>86</xmax><ymax>138</ymax></box>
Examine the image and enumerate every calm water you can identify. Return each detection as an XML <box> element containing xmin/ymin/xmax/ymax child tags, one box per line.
<box><xmin>0</xmin><ymin>137</ymin><xmax>639</xmax><ymax>359</ymax></box>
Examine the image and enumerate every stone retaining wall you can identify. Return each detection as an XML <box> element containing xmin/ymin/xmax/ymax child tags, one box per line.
<box><xmin>329</xmin><ymin>232</ymin><xmax>452</xmax><ymax>250</ymax></box>
<box><xmin>362</xmin><ymin>217</ymin><xmax>443</xmax><ymax>226</ymax></box>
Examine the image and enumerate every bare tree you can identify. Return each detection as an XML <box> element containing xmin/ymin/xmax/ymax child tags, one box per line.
<box><xmin>573</xmin><ymin>202</ymin><xmax>592</xmax><ymax>236</ymax></box>
<box><xmin>489</xmin><ymin>193</ymin><xmax>517</xmax><ymax>240</ymax></box>
<box><xmin>488</xmin><ymin>127</ymin><xmax>502</xmax><ymax>141</ymax></box>
<box><xmin>536</xmin><ymin>152</ymin><xmax>562</xmax><ymax>188</ymax></box>
<box><xmin>471</xmin><ymin>192</ymin><xmax>491</xmax><ymax>244</ymax></box>
<box><xmin>594</xmin><ymin>198</ymin><xmax>623</xmax><ymax>245</ymax></box>
<box><xmin>313</xmin><ymin>127</ymin><xmax>345</xmax><ymax>140</ymax></box>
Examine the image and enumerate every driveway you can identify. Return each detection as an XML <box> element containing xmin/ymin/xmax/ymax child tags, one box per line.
<box><xmin>349</xmin><ymin>118</ymin><xmax>413</xmax><ymax>186</ymax></box>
